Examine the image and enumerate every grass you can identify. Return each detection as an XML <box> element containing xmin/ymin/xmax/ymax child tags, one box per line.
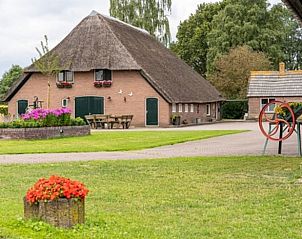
<box><xmin>1</xmin><ymin>156</ymin><xmax>302</xmax><ymax>238</ymax></box>
<box><xmin>0</xmin><ymin>130</ymin><xmax>242</xmax><ymax>154</ymax></box>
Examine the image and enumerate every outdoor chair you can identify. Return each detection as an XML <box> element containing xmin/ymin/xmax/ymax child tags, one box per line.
<box><xmin>120</xmin><ymin>115</ymin><xmax>133</xmax><ymax>129</ymax></box>
<box><xmin>108</xmin><ymin>115</ymin><xmax>121</xmax><ymax>129</ymax></box>
<box><xmin>84</xmin><ymin>115</ymin><xmax>96</xmax><ymax>129</ymax></box>
<box><xmin>94</xmin><ymin>114</ymin><xmax>109</xmax><ymax>129</ymax></box>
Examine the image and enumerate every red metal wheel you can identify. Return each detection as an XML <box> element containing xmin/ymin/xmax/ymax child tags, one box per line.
<box><xmin>258</xmin><ymin>100</ymin><xmax>295</xmax><ymax>141</ymax></box>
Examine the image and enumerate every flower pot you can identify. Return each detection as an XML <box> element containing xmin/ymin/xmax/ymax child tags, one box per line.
<box><xmin>24</xmin><ymin>197</ymin><xmax>85</xmax><ymax>228</ymax></box>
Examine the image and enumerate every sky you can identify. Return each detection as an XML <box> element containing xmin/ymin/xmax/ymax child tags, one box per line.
<box><xmin>0</xmin><ymin>0</ymin><xmax>281</xmax><ymax>77</ymax></box>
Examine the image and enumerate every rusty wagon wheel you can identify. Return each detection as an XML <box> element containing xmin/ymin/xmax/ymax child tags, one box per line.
<box><xmin>258</xmin><ymin>100</ymin><xmax>295</xmax><ymax>142</ymax></box>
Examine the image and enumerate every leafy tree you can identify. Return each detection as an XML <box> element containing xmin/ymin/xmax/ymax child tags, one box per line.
<box><xmin>170</xmin><ymin>2</ymin><xmax>223</xmax><ymax>76</ymax></box>
<box><xmin>208</xmin><ymin>46</ymin><xmax>272</xmax><ymax>99</ymax></box>
<box><xmin>207</xmin><ymin>0</ymin><xmax>283</xmax><ymax>73</ymax></box>
<box><xmin>0</xmin><ymin>65</ymin><xmax>23</xmax><ymax>100</ymax></box>
<box><xmin>32</xmin><ymin>35</ymin><xmax>61</xmax><ymax>77</ymax></box>
<box><xmin>172</xmin><ymin>1</ymin><xmax>302</xmax><ymax>75</ymax></box>
<box><xmin>110</xmin><ymin>0</ymin><xmax>172</xmax><ymax>46</ymax></box>
<box><xmin>32</xmin><ymin>35</ymin><xmax>61</xmax><ymax>108</ymax></box>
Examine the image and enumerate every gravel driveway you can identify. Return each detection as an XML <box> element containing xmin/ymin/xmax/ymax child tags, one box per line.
<box><xmin>0</xmin><ymin>121</ymin><xmax>300</xmax><ymax>164</ymax></box>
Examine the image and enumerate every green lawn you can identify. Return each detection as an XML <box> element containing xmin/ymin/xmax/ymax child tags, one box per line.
<box><xmin>1</xmin><ymin>156</ymin><xmax>302</xmax><ymax>238</ymax></box>
<box><xmin>0</xmin><ymin>130</ymin><xmax>241</xmax><ymax>154</ymax></box>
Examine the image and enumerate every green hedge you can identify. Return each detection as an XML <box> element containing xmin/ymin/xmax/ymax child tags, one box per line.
<box><xmin>222</xmin><ymin>101</ymin><xmax>248</xmax><ymax>119</ymax></box>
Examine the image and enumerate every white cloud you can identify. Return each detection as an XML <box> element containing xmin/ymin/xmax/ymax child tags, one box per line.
<box><xmin>0</xmin><ymin>0</ymin><xmax>282</xmax><ymax>76</ymax></box>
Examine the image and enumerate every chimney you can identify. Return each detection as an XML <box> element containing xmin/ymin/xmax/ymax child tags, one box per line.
<box><xmin>279</xmin><ymin>62</ymin><xmax>285</xmax><ymax>74</ymax></box>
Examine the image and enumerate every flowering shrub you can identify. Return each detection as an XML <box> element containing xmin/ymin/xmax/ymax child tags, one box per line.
<box><xmin>21</xmin><ymin>108</ymin><xmax>72</xmax><ymax>126</ymax></box>
<box><xmin>26</xmin><ymin>175</ymin><xmax>89</xmax><ymax>204</ymax></box>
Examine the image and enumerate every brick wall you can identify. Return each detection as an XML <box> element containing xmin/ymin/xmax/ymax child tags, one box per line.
<box><xmin>0</xmin><ymin>125</ymin><xmax>90</xmax><ymax>139</ymax></box>
<box><xmin>248</xmin><ymin>97</ymin><xmax>302</xmax><ymax>119</ymax></box>
<box><xmin>8</xmin><ymin>71</ymin><xmax>170</xmax><ymax>127</ymax></box>
<box><xmin>170</xmin><ymin>102</ymin><xmax>221</xmax><ymax>125</ymax></box>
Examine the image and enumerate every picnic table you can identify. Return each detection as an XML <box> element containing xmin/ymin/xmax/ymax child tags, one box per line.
<box><xmin>85</xmin><ymin>114</ymin><xmax>133</xmax><ymax>129</ymax></box>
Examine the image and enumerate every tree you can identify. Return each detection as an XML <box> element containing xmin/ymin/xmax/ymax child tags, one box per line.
<box><xmin>208</xmin><ymin>46</ymin><xmax>272</xmax><ymax>99</ymax></box>
<box><xmin>32</xmin><ymin>35</ymin><xmax>61</xmax><ymax>108</ymax></box>
<box><xmin>270</xmin><ymin>4</ymin><xmax>302</xmax><ymax>70</ymax></box>
<box><xmin>110</xmin><ymin>0</ymin><xmax>172</xmax><ymax>46</ymax></box>
<box><xmin>0</xmin><ymin>65</ymin><xmax>23</xmax><ymax>100</ymax></box>
<box><xmin>207</xmin><ymin>0</ymin><xmax>284</xmax><ymax>73</ymax></box>
<box><xmin>170</xmin><ymin>2</ymin><xmax>224</xmax><ymax>76</ymax></box>
<box><xmin>172</xmin><ymin>1</ymin><xmax>302</xmax><ymax>75</ymax></box>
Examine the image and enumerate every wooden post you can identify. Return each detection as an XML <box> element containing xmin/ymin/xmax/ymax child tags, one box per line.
<box><xmin>278</xmin><ymin>123</ymin><xmax>283</xmax><ymax>155</ymax></box>
<box><xmin>47</xmin><ymin>80</ymin><xmax>50</xmax><ymax>109</ymax></box>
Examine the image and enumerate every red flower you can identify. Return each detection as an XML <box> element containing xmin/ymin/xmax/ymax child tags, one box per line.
<box><xmin>25</xmin><ymin>175</ymin><xmax>89</xmax><ymax>204</ymax></box>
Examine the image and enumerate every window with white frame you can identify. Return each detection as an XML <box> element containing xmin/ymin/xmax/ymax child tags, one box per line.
<box><xmin>62</xmin><ymin>98</ymin><xmax>69</xmax><ymax>108</ymax></box>
<box><xmin>260</xmin><ymin>98</ymin><xmax>276</xmax><ymax>112</ymax></box>
<box><xmin>95</xmin><ymin>69</ymin><xmax>112</xmax><ymax>81</ymax></box>
<box><xmin>190</xmin><ymin>104</ymin><xmax>194</xmax><ymax>113</ymax></box>
<box><xmin>172</xmin><ymin>103</ymin><xmax>176</xmax><ymax>113</ymax></box>
<box><xmin>178</xmin><ymin>103</ymin><xmax>182</xmax><ymax>113</ymax></box>
<box><xmin>57</xmin><ymin>71</ymin><xmax>74</xmax><ymax>83</ymax></box>
<box><xmin>206</xmin><ymin>104</ymin><xmax>211</xmax><ymax>116</ymax></box>
<box><xmin>185</xmin><ymin>104</ymin><xmax>189</xmax><ymax>112</ymax></box>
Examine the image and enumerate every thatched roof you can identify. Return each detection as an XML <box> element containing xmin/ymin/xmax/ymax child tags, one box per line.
<box><xmin>282</xmin><ymin>0</ymin><xmax>302</xmax><ymax>24</ymax></box>
<box><xmin>5</xmin><ymin>11</ymin><xmax>223</xmax><ymax>103</ymax></box>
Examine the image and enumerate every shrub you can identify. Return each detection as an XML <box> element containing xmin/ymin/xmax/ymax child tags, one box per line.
<box><xmin>0</xmin><ymin>105</ymin><xmax>8</xmax><ymax>115</ymax></box>
<box><xmin>0</xmin><ymin>108</ymin><xmax>86</xmax><ymax>128</ymax></box>
<box><xmin>222</xmin><ymin>101</ymin><xmax>248</xmax><ymax>119</ymax></box>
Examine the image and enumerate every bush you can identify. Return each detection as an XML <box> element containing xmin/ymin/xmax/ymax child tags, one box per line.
<box><xmin>0</xmin><ymin>105</ymin><xmax>8</xmax><ymax>115</ymax></box>
<box><xmin>222</xmin><ymin>101</ymin><xmax>248</xmax><ymax>119</ymax></box>
<box><xmin>0</xmin><ymin>108</ymin><xmax>87</xmax><ymax>128</ymax></box>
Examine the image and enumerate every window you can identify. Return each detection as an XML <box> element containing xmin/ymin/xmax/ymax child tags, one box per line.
<box><xmin>190</xmin><ymin>104</ymin><xmax>194</xmax><ymax>113</ymax></box>
<box><xmin>178</xmin><ymin>103</ymin><xmax>182</xmax><ymax>113</ymax></box>
<box><xmin>95</xmin><ymin>69</ymin><xmax>112</xmax><ymax>81</ymax></box>
<box><xmin>57</xmin><ymin>71</ymin><xmax>74</xmax><ymax>83</ymax></box>
<box><xmin>261</xmin><ymin>98</ymin><xmax>275</xmax><ymax>112</ymax></box>
<box><xmin>62</xmin><ymin>98</ymin><xmax>69</xmax><ymax>108</ymax></box>
<box><xmin>185</xmin><ymin>104</ymin><xmax>189</xmax><ymax>112</ymax></box>
<box><xmin>206</xmin><ymin>104</ymin><xmax>211</xmax><ymax>116</ymax></box>
<box><xmin>172</xmin><ymin>103</ymin><xmax>176</xmax><ymax>113</ymax></box>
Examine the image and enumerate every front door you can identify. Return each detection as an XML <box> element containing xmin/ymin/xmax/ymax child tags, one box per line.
<box><xmin>146</xmin><ymin>98</ymin><xmax>159</xmax><ymax>126</ymax></box>
<box><xmin>17</xmin><ymin>100</ymin><xmax>28</xmax><ymax>115</ymax></box>
<box><xmin>75</xmin><ymin>96</ymin><xmax>104</xmax><ymax>118</ymax></box>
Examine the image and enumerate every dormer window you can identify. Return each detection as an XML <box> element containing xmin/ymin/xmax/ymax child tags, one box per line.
<box><xmin>95</xmin><ymin>69</ymin><xmax>112</xmax><ymax>81</ymax></box>
<box><xmin>94</xmin><ymin>69</ymin><xmax>112</xmax><ymax>88</ymax></box>
<box><xmin>57</xmin><ymin>71</ymin><xmax>74</xmax><ymax>83</ymax></box>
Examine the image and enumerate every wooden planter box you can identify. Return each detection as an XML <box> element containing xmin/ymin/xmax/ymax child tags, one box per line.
<box><xmin>24</xmin><ymin>197</ymin><xmax>85</xmax><ymax>228</ymax></box>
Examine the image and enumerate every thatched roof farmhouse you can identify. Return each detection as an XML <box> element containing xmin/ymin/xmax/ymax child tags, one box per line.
<box><xmin>5</xmin><ymin>11</ymin><xmax>223</xmax><ymax>127</ymax></box>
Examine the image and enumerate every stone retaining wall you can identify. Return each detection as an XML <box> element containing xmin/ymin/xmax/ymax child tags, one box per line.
<box><xmin>0</xmin><ymin>125</ymin><xmax>90</xmax><ymax>139</ymax></box>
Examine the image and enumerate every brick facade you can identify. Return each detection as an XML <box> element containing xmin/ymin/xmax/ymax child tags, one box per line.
<box><xmin>8</xmin><ymin>70</ymin><xmax>220</xmax><ymax>127</ymax></box>
<box><xmin>248</xmin><ymin>97</ymin><xmax>302</xmax><ymax>119</ymax></box>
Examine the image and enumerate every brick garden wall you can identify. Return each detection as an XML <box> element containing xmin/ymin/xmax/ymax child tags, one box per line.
<box><xmin>0</xmin><ymin>125</ymin><xmax>90</xmax><ymax>139</ymax></box>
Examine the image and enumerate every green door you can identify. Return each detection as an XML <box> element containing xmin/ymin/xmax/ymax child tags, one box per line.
<box><xmin>75</xmin><ymin>96</ymin><xmax>104</xmax><ymax>118</ymax></box>
<box><xmin>146</xmin><ymin>98</ymin><xmax>158</xmax><ymax>126</ymax></box>
<box><xmin>17</xmin><ymin>100</ymin><xmax>28</xmax><ymax>115</ymax></box>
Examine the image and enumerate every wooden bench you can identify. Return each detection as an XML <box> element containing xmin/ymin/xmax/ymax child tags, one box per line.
<box><xmin>120</xmin><ymin>115</ymin><xmax>133</xmax><ymax>129</ymax></box>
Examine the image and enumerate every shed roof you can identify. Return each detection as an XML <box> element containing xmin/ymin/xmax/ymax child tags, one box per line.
<box><xmin>247</xmin><ymin>71</ymin><xmax>302</xmax><ymax>97</ymax></box>
<box><xmin>4</xmin><ymin>11</ymin><xmax>223</xmax><ymax>103</ymax></box>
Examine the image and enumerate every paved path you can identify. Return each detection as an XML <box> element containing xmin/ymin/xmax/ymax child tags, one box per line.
<box><xmin>0</xmin><ymin>122</ymin><xmax>300</xmax><ymax>165</ymax></box>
